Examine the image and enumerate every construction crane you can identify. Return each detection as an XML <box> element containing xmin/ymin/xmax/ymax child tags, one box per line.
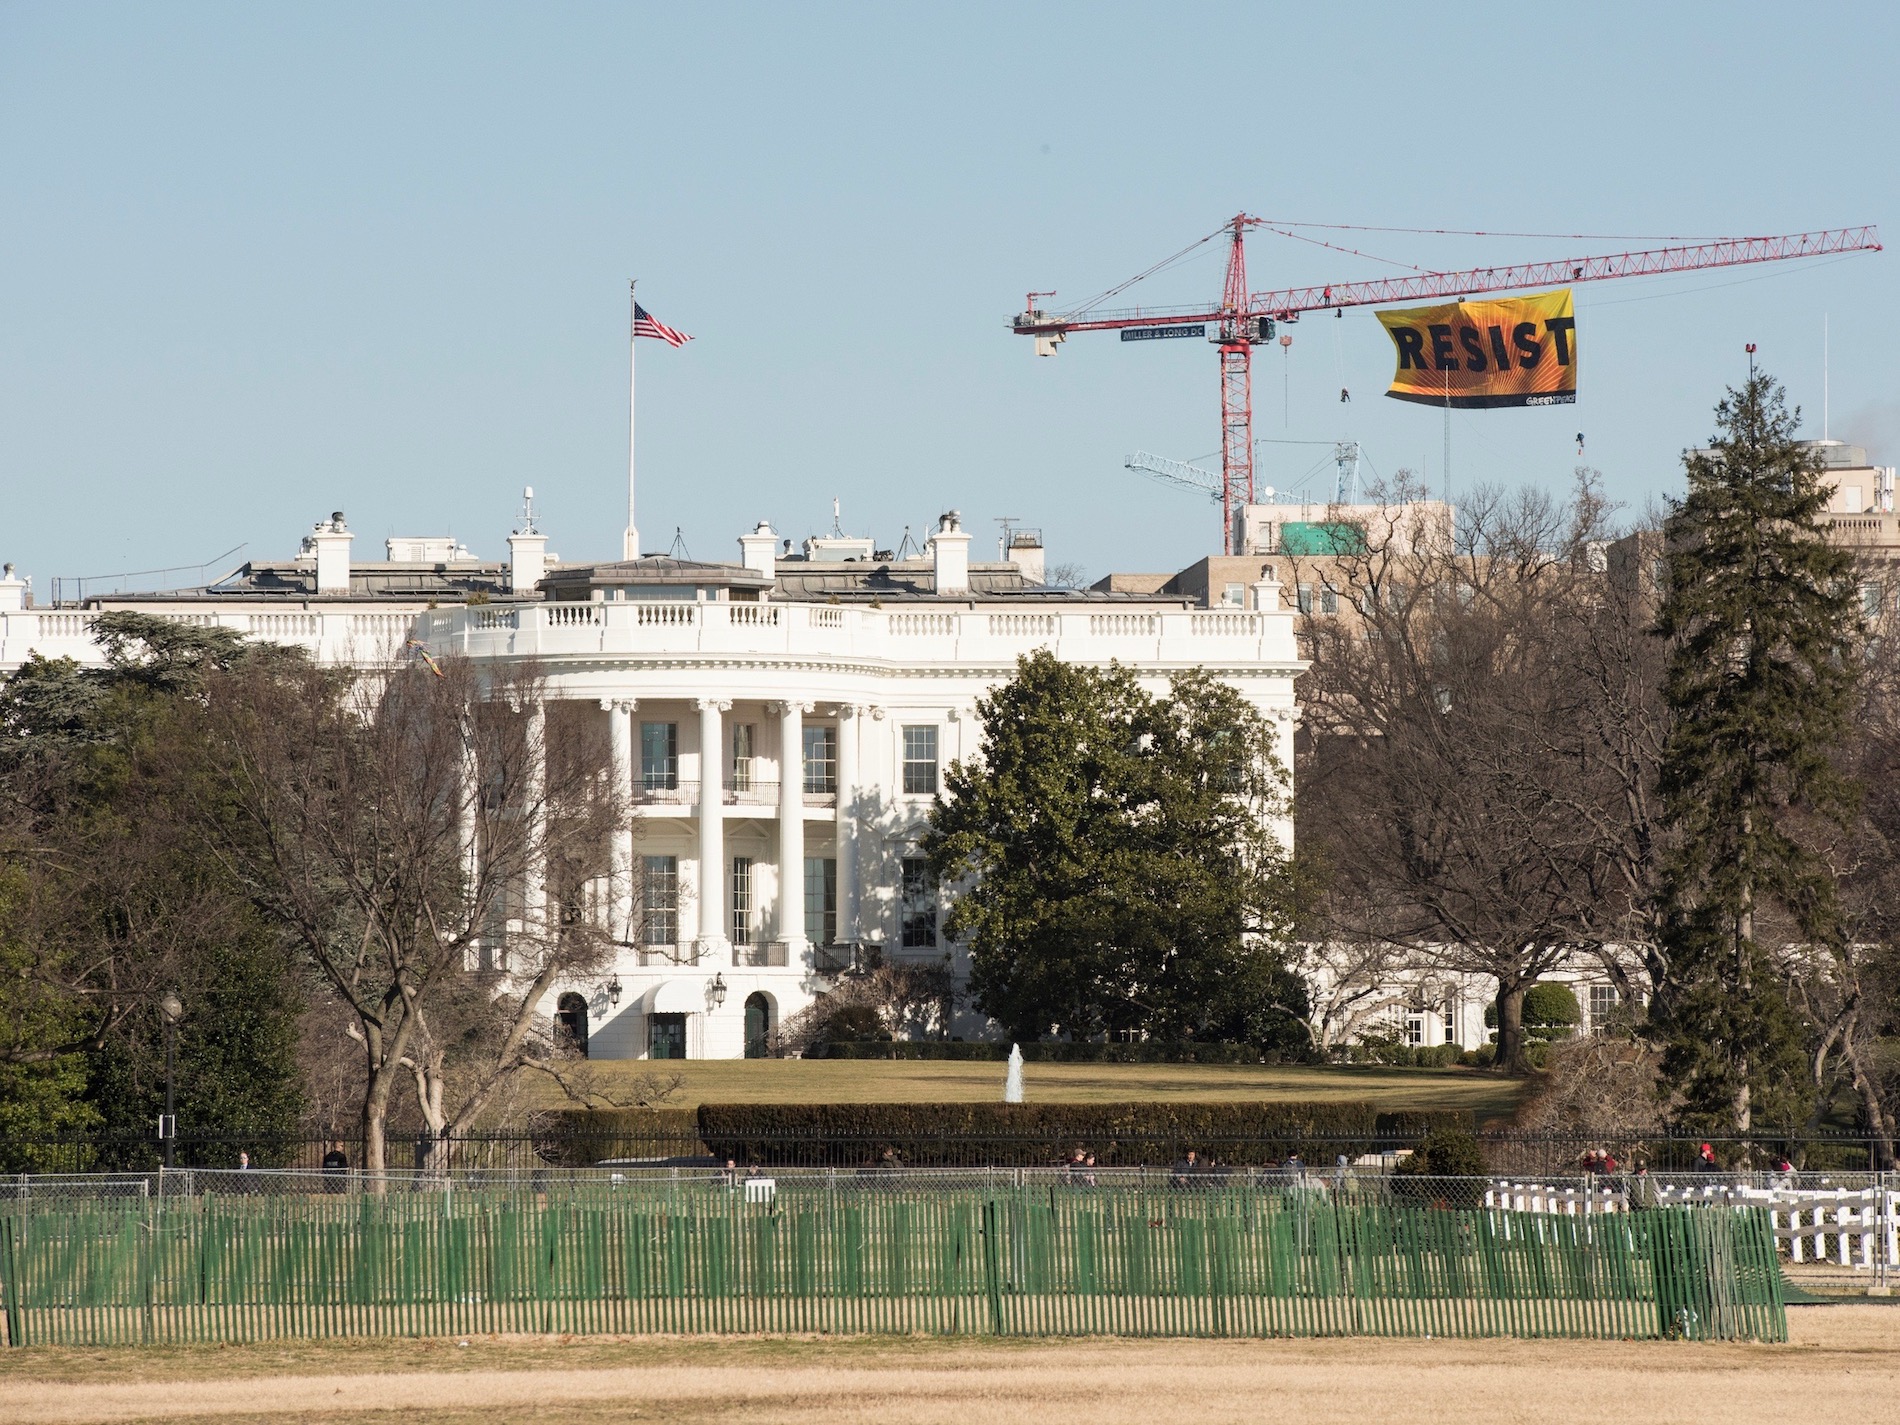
<box><xmin>1014</xmin><ymin>219</ymin><xmax>1883</xmax><ymax>553</ymax></box>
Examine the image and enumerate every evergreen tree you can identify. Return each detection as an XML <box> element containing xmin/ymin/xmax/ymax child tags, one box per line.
<box><xmin>1650</xmin><ymin>371</ymin><xmax>1859</xmax><ymax>1137</ymax></box>
<box><xmin>924</xmin><ymin>652</ymin><xmax>1306</xmax><ymax>1048</ymax></box>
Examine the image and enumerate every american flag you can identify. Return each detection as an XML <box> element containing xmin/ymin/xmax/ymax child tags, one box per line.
<box><xmin>633</xmin><ymin>303</ymin><xmax>692</xmax><ymax>348</ymax></box>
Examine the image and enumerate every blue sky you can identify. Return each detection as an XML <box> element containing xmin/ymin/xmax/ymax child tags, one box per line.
<box><xmin>3</xmin><ymin>2</ymin><xmax>1896</xmax><ymax>589</ymax></box>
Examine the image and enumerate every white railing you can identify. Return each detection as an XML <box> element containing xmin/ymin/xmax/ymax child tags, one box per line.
<box><xmin>1487</xmin><ymin>1177</ymin><xmax>1900</xmax><ymax>1272</ymax></box>
<box><xmin>728</xmin><ymin>605</ymin><xmax>780</xmax><ymax>627</ymax></box>
<box><xmin>31</xmin><ymin>613</ymin><xmax>92</xmax><ymax>638</ymax></box>
<box><xmin>636</xmin><ymin>604</ymin><xmax>696</xmax><ymax>627</ymax></box>
<box><xmin>545</xmin><ymin>603</ymin><xmax>603</xmax><ymax>628</ymax></box>
<box><xmin>809</xmin><ymin>607</ymin><xmax>844</xmax><ymax>629</ymax></box>
<box><xmin>473</xmin><ymin>608</ymin><xmax>518</xmax><ymax>630</ymax></box>
<box><xmin>248</xmin><ymin>613</ymin><xmax>321</xmax><ymax>637</ymax></box>
<box><xmin>889</xmin><ymin>612</ymin><xmax>956</xmax><ymax>636</ymax></box>
<box><xmin>1192</xmin><ymin>612</ymin><xmax>1259</xmax><ymax>635</ymax></box>
<box><xmin>1089</xmin><ymin>613</ymin><xmax>1158</xmax><ymax>637</ymax></box>
<box><xmin>988</xmin><ymin>613</ymin><xmax>1057</xmax><ymax>637</ymax></box>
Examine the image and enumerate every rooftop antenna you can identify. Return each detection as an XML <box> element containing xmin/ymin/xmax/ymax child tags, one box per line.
<box><xmin>895</xmin><ymin>525</ymin><xmax>920</xmax><ymax>560</ymax></box>
<box><xmin>830</xmin><ymin>497</ymin><xmax>845</xmax><ymax>538</ymax></box>
<box><xmin>667</xmin><ymin>527</ymin><xmax>690</xmax><ymax>560</ymax></box>
<box><xmin>517</xmin><ymin>484</ymin><xmax>538</xmax><ymax>534</ymax></box>
<box><xmin>995</xmin><ymin>516</ymin><xmax>1021</xmax><ymax>558</ymax></box>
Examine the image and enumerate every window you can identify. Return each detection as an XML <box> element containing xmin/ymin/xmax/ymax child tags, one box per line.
<box><xmin>642</xmin><ymin>855</ymin><xmax>678</xmax><ymax>945</ymax></box>
<box><xmin>1442</xmin><ymin>1000</ymin><xmax>1457</xmax><ymax>1046</ymax></box>
<box><xmin>648</xmin><ymin>1013</ymin><xmax>687</xmax><ymax>1060</ymax></box>
<box><xmin>1221</xmin><ymin>583</ymin><xmax>1245</xmax><ymax>608</ymax></box>
<box><xmin>640</xmin><ymin>722</ymin><xmax>678</xmax><ymax>790</ymax></box>
<box><xmin>902</xmin><ymin>725</ymin><xmax>939</xmax><ymax>795</ymax></box>
<box><xmin>900</xmin><ymin>856</ymin><xmax>937</xmax><ymax>949</ymax></box>
<box><xmin>1845</xmin><ymin>485</ymin><xmax>1864</xmax><ymax>512</ymax></box>
<box><xmin>1319</xmin><ymin>585</ymin><xmax>1338</xmax><ymax>615</ymax></box>
<box><xmin>803</xmin><ymin>725</ymin><xmax>837</xmax><ymax>795</ymax></box>
<box><xmin>804</xmin><ymin>856</ymin><xmax>837</xmax><ymax>946</ymax></box>
<box><xmin>1650</xmin><ymin>558</ymin><xmax>1668</xmax><ymax>591</ymax></box>
<box><xmin>1296</xmin><ymin>583</ymin><xmax>1314</xmax><ymax>614</ymax></box>
<box><xmin>731</xmin><ymin>856</ymin><xmax>753</xmax><ymax>945</ymax></box>
<box><xmin>1405</xmin><ymin>1014</ymin><xmax>1425</xmax><ymax>1047</ymax></box>
<box><xmin>1589</xmin><ymin>984</ymin><xmax>1620</xmax><ymax>1032</ymax></box>
<box><xmin>1862</xmin><ymin>583</ymin><xmax>1883</xmax><ymax>622</ymax></box>
<box><xmin>731</xmin><ymin>723</ymin><xmax>755</xmax><ymax>791</ymax></box>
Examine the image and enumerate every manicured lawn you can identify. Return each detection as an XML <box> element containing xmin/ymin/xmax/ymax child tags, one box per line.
<box><xmin>539</xmin><ymin>1058</ymin><xmax>1527</xmax><ymax>1122</ymax></box>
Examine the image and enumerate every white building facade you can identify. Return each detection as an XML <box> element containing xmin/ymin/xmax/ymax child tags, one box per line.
<box><xmin>417</xmin><ymin>514</ymin><xmax>1305</xmax><ymax>1060</ymax></box>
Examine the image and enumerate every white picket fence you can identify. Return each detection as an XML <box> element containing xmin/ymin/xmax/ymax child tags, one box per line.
<box><xmin>1483</xmin><ymin>1178</ymin><xmax>1900</xmax><ymax>1273</ymax></box>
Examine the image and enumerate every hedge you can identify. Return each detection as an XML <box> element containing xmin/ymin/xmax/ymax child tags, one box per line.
<box><xmin>693</xmin><ymin>1101</ymin><xmax>1473</xmax><ymax>1168</ymax></box>
<box><xmin>810</xmin><ymin>1041</ymin><xmax>1306</xmax><ymax>1065</ymax></box>
<box><xmin>531</xmin><ymin>1102</ymin><xmax>1477</xmax><ymax>1168</ymax></box>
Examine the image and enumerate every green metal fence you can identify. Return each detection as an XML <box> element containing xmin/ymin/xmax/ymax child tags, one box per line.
<box><xmin>0</xmin><ymin>1181</ymin><xmax>1785</xmax><ymax>1346</ymax></box>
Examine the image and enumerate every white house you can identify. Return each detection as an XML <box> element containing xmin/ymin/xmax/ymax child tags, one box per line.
<box><xmin>416</xmin><ymin>510</ymin><xmax>1306</xmax><ymax>1060</ymax></box>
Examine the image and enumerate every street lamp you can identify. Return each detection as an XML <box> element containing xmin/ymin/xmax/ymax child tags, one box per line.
<box><xmin>606</xmin><ymin>974</ymin><xmax>623</xmax><ymax>1008</ymax></box>
<box><xmin>157</xmin><ymin>992</ymin><xmax>183</xmax><ymax>1170</ymax></box>
<box><xmin>708</xmin><ymin>973</ymin><xmax>729</xmax><ymax>1010</ymax></box>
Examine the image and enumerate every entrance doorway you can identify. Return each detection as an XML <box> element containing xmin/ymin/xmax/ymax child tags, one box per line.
<box><xmin>744</xmin><ymin>993</ymin><xmax>773</xmax><ymax>1058</ymax></box>
<box><xmin>555</xmin><ymin>992</ymin><xmax>589</xmax><ymax>1057</ymax></box>
<box><xmin>649</xmin><ymin>1012</ymin><xmax>687</xmax><ymax>1060</ymax></box>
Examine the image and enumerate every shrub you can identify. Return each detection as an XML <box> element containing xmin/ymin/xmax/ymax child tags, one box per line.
<box><xmin>808</xmin><ymin>1040</ymin><xmax>1304</xmax><ymax>1065</ymax></box>
<box><xmin>1392</xmin><ymin>1126</ymin><xmax>1489</xmax><ymax>1207</ymax></box>
<box><xmin>693</xmin><ymin>1100</ymin><xmax>1408</xmax><ymax>1167</ymax></box>
<box><xmin>529</xmin><ymin>1108</ymin><xmax>703</xmax><ymax>1166</ymax></box>
<box><xmin>1523</xmin><ymin>983</ymin><xmax>1581</xmax><ymax>1041</ymax></box>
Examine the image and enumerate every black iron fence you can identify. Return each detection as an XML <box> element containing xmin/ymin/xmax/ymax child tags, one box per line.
<box><xmin>0</xmin><ymin>1127</ymin><xmax>1884</xmax><ymax>1177</ymax></box>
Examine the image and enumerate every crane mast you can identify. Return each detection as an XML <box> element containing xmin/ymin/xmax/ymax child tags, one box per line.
<box><xmin>1015</xmin><ymin>221</ymin><xmax>1882</xmax><ymax>554</ymax></box>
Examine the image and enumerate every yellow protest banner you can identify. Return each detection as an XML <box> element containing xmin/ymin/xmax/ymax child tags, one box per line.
<box><xmin>1378</xmin><ymin>289</ymin><xmax>1576</xmax><ymax>408</ymax></box>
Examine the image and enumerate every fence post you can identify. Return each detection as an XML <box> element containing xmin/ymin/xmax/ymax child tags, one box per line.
<box><xmin>0</xmin><ymin>1215</ymin><xmax>19</xmax><ymax>1348</ymax></box>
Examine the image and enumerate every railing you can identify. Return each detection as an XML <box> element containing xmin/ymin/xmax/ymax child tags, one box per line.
<box><xmin>1191</xmin><ymin>612</ymin><xmax>1259</xmax><ymax>635</ymax></box>
<box><xmin>735</xmin><ymin>940</ymin><xmax>790</xmax><ymax>968</ymax></box>
<box><xmin>635</xmin><ymin>603</ymin><xmax>697</xmax><ymax>627</ymax></box>
<box><xmin>726</xmin><ymin>604</ymin><xmax>780</xmax><ymax>627</ymax></box>
<box><xmin>633</xmin><ymin>944</ymin><xmax>701</xmax><ymax>968</ymax></box>
<box><xmin>545</xmin><ymin>602</ymin><xmax>603</xmax><ymax>627</ymax></box>
<box><xmin>726</xmin><ymin>780</ymin><xmax>780</xmax><ymax>805</ymax></box>
<box><xmin>1089</xmin><ymin>612</ymin><xmax>1158</xmax><ymax>636</ymax></box>
<box><xmin>473</xmin><ymin>607</ymin><xmax>518</xmax><ymax>630</ymax></box>
<box><xmin>809</xmin><ymin>606</ymin><xmax>844</xmax><ymax>629</ymax></box>
<box><xmin>987</xmin><ymin>613</ymin><xmax>1057</xmax><ymax>637</ymax></box>
<box><xmin>634</xmin><ymin>780</ymin><xmax>700</xmax><ymax>806</ymax></box>
<box><xmin>889</xmin><ymin>611</ymin><xmax>955</xmax><ymax>636</ymax></box>
<box><xmin>248</xmin><ymin>613</ymin><xmax>321</xmax><ymax>637</ymax></box>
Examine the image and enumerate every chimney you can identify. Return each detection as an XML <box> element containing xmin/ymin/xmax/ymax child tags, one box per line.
<box><xmin>930</xmin><ymin>510</ymin><xmax>971</xmax><ymax>595</ymax></box>
<box><xmin>507</xmin><ymin>485</ymin><xmax>549</xmax><ymax>594</ymax></box>
<box><xmin>308</xmin><ymin>511</ymin><xmax>353</xmax><ymax>595</ymax></box>
<box><xmin>738</xmin><ymin>521</ymin><xmax>778</xmax><ymax>579</ymax></box>
<box><xmin>0</xmin><ymin>563</ymin><xmax>27</xmax><ymax>612</ymax></box>
<box><xmin>1003</xmin><ymin>529</ymin><xmax>1045</xmax><ymax>585</ymax></box>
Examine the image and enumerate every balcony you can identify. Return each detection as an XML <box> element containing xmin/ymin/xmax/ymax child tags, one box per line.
<box><xmin>726</xmin><ymin>779</ymin><xmax>781</xmax><ymax>807</ymax></box>
<box><xmin>632</xmin><ymin>944</ymin><xmax>701</xmax><ymax>968</ymax></box>
<box><xmin>734</xmin><ymin>940</ymin><xmax>790</xmax><ymax>968</ymax></box>
<box><xmin>417</xmin><ymin>597</ymin><xmax>1302</xmax><ymax>673</ymax></box>
<box><xmin>634</xmin><ymin>780</ymin><xmax>699</xmax><ymax>807</ymax></box>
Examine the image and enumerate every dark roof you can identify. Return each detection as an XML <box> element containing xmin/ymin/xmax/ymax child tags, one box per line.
<box><xmin>86</xmin><ymin>559</ymin><xmax>514</xmax><ymax>605</ymax></box>
<box><xmin>771</xmin><ymin>558</ymin><xmax>1180</xmax><ymax>604</ymax></box>
<box><xmin>541</xmin><ymin>556</ymin><xmax>774</xmax><ymax>597</ymax></box>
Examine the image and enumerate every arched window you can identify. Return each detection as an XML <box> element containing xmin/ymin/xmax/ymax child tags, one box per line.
<box><xmin>555</xmin><ymin>991</ymin><xmax>590</xmax><ymax>1058</ymax></box>
<box><xmin>744</xmin><ymin>992</ymin><xmax>773</xmax><ymax>1059</ymax></box>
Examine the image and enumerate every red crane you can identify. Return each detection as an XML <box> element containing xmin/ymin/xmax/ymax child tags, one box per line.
<box><xmin>1012</xmin><ymin>217</ymin><xmax>1883</xmax><ymax>553</ymax></box>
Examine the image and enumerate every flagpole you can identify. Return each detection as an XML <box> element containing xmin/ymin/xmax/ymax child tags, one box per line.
<box><xmin>624</xmin><ymin>279</ymin><xmax>640</xmax><ymax>561</ymax></box>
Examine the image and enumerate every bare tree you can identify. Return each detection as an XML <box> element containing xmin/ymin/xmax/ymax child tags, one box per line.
<box><xmin>1295</xmin><ymin>473</ymin><xmax>1632</xmax><ymax>1071</ymax></box>
<box><xmin>200</xmin><ymin>655</ymin><xmax>619</xmax><ymax>1176</ymax></box>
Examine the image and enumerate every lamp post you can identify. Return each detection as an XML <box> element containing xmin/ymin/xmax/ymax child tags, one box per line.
<box><xmin>158</xmin><ymin>992</ymin><xmax>183</xmax><ymax>1170</ymax></box>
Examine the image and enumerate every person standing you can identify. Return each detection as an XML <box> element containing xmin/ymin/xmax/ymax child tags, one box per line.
<box><xmin>1694</xmin><ymin>1142</ymin><xmax>1720</xmax><ymax>1173</ymax></box>
<box><xmin>321</xmin><ymin>1141</ymin><xmax>349</xmax><ymax>1193</ymax></box>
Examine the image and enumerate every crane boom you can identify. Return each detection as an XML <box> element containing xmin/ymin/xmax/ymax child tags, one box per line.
<box><xmin>1014</xmin><ymin>226</ymin><xmax>1882</xmax><ymax>334</ymax></box>
<box><xmin>1014</xmin><ymin>218</ymin><xmax>1883</xmax><ymax>555</ymax></box>
<box><xmin>1126</xmin><ymin>450</ymin><xmax>1222</xmax><ymax>502</ymax></box>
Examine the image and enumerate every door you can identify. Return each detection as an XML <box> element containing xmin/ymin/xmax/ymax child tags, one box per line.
<box><xmin>555</xmin><ymin>992</ymin><xmax>590</xmax><ymax>1057</ymax></box>
<box><xmin>744</xmin><ymin>993</ymin><xmax>772</xmax><ymax>1059</ymax></box>
<box><xmin>648</xmin><ymin>1012</ymin><xmax>688</xmax><ymax>1060</ymax></box>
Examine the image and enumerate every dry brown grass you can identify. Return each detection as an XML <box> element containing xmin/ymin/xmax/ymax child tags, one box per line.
<box><xmin>0</xmin><ymin>1307</ymin><xmax>1892</xmax><ymax>1425</ymax></box>
<box><xmin>532</xmin><ymin>1057</ymin><xmax>1527</xmax><ymax>1120</ymax></box>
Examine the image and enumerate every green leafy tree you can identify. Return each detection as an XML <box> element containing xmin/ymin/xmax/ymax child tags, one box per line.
<box><xmin>0</xmin><ymin>614</ymin><xmax>306</xmax><ymax>1156</ymax></box>
<box><xmin>924</xmin><ymin>652</ymin><xmax>1306</xmax><ymax>1048</ymax></box>
<box><xmin>1649</xmin><ymin>371</ymin><xmax>1860</xmax><ymax>1138</ymax></box>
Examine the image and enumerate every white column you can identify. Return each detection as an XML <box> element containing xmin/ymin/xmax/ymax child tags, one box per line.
<box><xmin>602</xmin><ymin>698</ymin><xmax>636</xmax><ymax>942</ymax></box>
<box><xmin>521</xmin><ymin>699</ymin><xmax>548</xmax><ymax>962</ymax></box>
<box><xmin>696</xmin><ymin>697</ymin><xmax>729</xmax><ymax>956</ymax></box>
<box><xmin>836</xmin><ymin>705</ymin><xmax>860</xmax><ymax>945</ymax></box>
<box><xmin>775</xmin><ymin>700</ymin><xmax>810</xmax><ymax>955</ymax></box>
